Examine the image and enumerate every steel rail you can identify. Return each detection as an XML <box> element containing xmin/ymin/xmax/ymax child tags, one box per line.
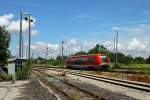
<box><xmin>66</xmin><ymin>71</ymin><xmax>150</xmax><ymax>88</ymax></box>
<box><xmin>33</xmin><ymin>67</ymin><xmax>150</xmax><ymax>92</ymax></box>
<box><xmin>32</xmin><ymin>70</ymin><xmax>101</xmax><ymax>100</ymax></box>
<box><xmin>32</xmin><ymin>66</ymin><xmax>149</xmax><ymax>75</ymax></box>
<box><xmin>66</xmin><ymin>71</ymin><xmax>150</xmax><ymax>92</ymax></box>
<box><xmin>32</xmin><ymin>70</ymin><xmax>72</xmax><ymax>100</ymax></box>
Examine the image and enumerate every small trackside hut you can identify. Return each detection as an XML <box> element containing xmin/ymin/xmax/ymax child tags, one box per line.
<box><xmin>7</xmin><ymin>58</ymin><xmax>26</xmax><ymax>80</ymax></box>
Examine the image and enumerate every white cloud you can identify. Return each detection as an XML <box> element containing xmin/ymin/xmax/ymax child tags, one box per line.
<box><xmin>112</xmin><ymin>27</ymin><xmax>120</xmax><ymax>31</ymax></box>
<box><xmin>64</xmin><ymin>38</ymin><xmax>92</xmax><ymax>54</ymax></box>
<box><xmin>6</xmin><ymin>19</ymin><xmax>35</xmax><ymax>33</ymax></box>
<box><xmin>122</xmin><ymin>38</ymin><xmax>150</xmax><ymax>57</ymax></box>
<box><xmin>103</xmin><ymin>40</ymin><xmax>114</xmax><ymax>51</ymax></box>
<box><xmin>23</xmin><ymin>41</ymin><xmax>59</xmax><ymax>58</ymax></box>
<box><xmin>35</xmin><ymin>41</ymin><xmax>46</xmax><ymax>49</ymax></box>
<box><xmin>68</xmin><ymin>38</ymin><xmax>77</xmax><ymax>45</ymax></box>
<box><xmin>31</xmin><ymin>30</ymin><xmax>38</xmax><ymax>36</ymax></box>
<box><xmin>102</xmin><ymin>37</ymin><xmax>150</xmax><ymax>57</ymax></box>
<box><xmin>0</xmin><ymin>14</ymin><xmax>14</xmax><ymax>26</ymax></box>
<box><xmin>31</xmin><ymin>44</ymin><xmax>37</xmax><ymax>50</ymax></box>
<box><xmin>111</xmin><ymin>24</ymin><xmax>150</xmax><ymax>57</ymax></box>
<box><xmin>47</xmin><ymin>43</ymin><xmax>59</xmax><ymax>50</ymax></box>
<box><xmin>103</xmin><ymin>40</ymin><xmax>124</xmax><ymax>52</ymax></box>
<box><xmin>30</xmin><ymin>41</ymin><xmax>59</xmax><ymax>51</ymax></box>
<box><xmin>0</xmin><ymin>13</ymin><xmax>37</xmax><ymax>36</ymax></box>
<box><xmin>6</xmin><ymin>20</ymin><xmax>20</xmax><ymax>33</ymax></box>
<box><xmin>113</xmin><ymin>24</ymin><xmax>150</xmax><ymax>36</ymax></box>
<box><xmin>127</xmin><ymin>38</ymin><xmax>146</xmax><ymax>51</ymax></box>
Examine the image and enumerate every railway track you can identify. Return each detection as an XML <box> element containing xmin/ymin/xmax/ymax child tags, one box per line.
<box><xmin>32</xmin><ymin>65</ymin><xmax>149</xmax><ymax>75</ymax></box>
<box><xmin>32</xmin><ymin>70</ymin><xmax>71</xmax><ymax>100</ymax></box>
<box><xmin>32</xmin><ymin>70</ymin><xmax>102</xmax><ymax>100</ymax></box>
<box><xmin>33</xmin><ymin>67</ymin><xmax>150</xmax><ymax>92</ymax></box>
<box><xmin>67</xmin><ymin>71</ymin><xmax>150</xmax><ymax>92</ymax></box>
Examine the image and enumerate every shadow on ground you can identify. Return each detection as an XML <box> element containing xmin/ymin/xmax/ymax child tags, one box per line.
<box><xmin>14</xmin><ymin>79</ymin><xmax>57</xmax><ymax>100</ymax></box>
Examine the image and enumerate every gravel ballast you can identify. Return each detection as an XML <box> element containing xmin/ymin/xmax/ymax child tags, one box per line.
<box><xmin>15</xmin><ymin>79</ymin><xmax>57</xmax><ymax>100</ymax></box>
<box><xmin>42</xmin><ymin>70</ymin><xmax>137</xmax><ymax>100</ymax></box>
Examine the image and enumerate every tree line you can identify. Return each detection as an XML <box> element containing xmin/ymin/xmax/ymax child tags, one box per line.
<box><xmin>73</xmin><ymin>44</ymin><xmax>150</xmax><ymax>64</ymax></box>
<box><xmin>36</xmin><ymin>44</ymin><xmax>150</xmax><ymax>65</ymax></box>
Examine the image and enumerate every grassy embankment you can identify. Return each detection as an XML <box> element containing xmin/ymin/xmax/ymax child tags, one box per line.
<box><xmin>109</xmin><ymin>63</ymin><xmax>150</xmax><ymax>74</ymax></box>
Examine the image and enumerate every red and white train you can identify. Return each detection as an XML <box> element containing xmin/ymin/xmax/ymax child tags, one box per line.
<box><xmin>65</xmin><ymin>54</ymin><xmax>110</xmax><ymax>70</ymax></box>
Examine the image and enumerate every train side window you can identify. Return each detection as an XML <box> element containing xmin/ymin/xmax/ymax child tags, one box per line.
<box><xmin>88</xmin><ymin>58</ymin><xmax>95</xmax><ymax>62</ymax></box>
<box><xmin>100</xmin><ymin>55</ymin><xmax>108</xmax><ymax>62</ymax></box>
<box><xmin>73</xmin><ymin>59</ymin><xmax>83</xmax><ymax>65</ymax></box>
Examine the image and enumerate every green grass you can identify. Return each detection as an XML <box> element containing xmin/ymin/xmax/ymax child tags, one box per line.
<box><xmin>110</xmin><ymin>63</ymin><xmax>150</xmax><ymax>74</ymax></box>
<box><xmin>72</xmin><ymin>90</ymin><xmax>80</xmax><ymax>100</ymax></box>
<box><xmin>16</xmin><ymin>61</ymin><xmax>31</xmax><ymax>80</ymax></box>
<box><xmin>110</xmin><ymin>63</ymin><xmax>150</xmax><ymax>70</ymax></box>
<box><xmin>119</xmin><ymin>63</ymin><xmax>150</xmax><ymax>70</ymax></box>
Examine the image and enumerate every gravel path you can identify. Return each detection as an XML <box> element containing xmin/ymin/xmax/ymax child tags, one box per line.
<box><xmin>15</xmin><ymin>79</ymin><xmax>57</xmax><ymax>100</ymax></box>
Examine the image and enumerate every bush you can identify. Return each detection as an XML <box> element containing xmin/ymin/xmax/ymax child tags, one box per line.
<box><xmin>0</xmin><ymin>72</ymin><xmax>12</xmax><ymax>81</ymax></box>
<box><xmin>16</xmin><ymin>62</ymin><xmax>31</xmax><ymax>80</ymax></box>
<box><xmin>112</xmin><ymin>63</ymin><xmax>120</xmax><ymax>69</ymax></box>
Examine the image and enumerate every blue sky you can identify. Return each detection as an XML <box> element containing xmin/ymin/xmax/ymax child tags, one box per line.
<box><xmin>1</xmin><ymin>0</ymin><xmax>150</xmax><ymax>58</ymax></box>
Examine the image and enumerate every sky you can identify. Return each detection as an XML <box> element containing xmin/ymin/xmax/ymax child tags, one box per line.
<box><xmin>0</xmin><ymin>0</ymin><xmax>150</xmax><ymax>58</ymax></box>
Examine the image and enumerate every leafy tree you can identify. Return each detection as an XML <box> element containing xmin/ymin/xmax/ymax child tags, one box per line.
<box><xmin>125</xmin><ymin>55</ymin><xmax>134</xmax><ymax>64</ymax></box>
<box><xmin>0</xmin><ymin>26</ymin><xmax>10</xmax><ymax>68</ymax></box>
<box><xmin>134</xmin><ymin>57</ymin><xmax>145</xmax><ymax>64</ymax></box>
<box><xmin>145</xmin><ymin>56</ymin><xmax>150</xmax><ymax>64</ymax></box>
<box><xmin>88</xmin><ymin>44</ymin><xmax>99</xmax><ymax>54</ymax></box>
<box><xmin>36</xmin><ymin>57</ymin><xmax>45</xmax><ymax>64</ymax></box>
<box><xmin>108</xmin><ymin>52</ymin><xmax>113</xmax><ymax>62</ymax></box>
<box><xmin>46</xmin><ymin>58</ymin><xmax>55</xmax><ymax>65</ymax></box>
<box><xmin>114</xmin><ymin>53</ymin><xmax>134</xmax><ymax>64</ymax></box>
<box><xmin>117</xmin><ymin>52</ymin><xmax>126</xmax><ymax>64</ymax></box>
<box><xmin>37</xmin><ymin>57</ymin><xmax>44</xmax><ymax>60</ymax></box>
<box><xmin>53</xmin><ymin>55</ymin><xmax>67</xmax><ymax>66</ymax></box>
<box><xmin>56</xmin><ymin>55</ymin><xmax>63</xmax><ymax>61</ymax></box>
<box><xmin>88</xmin><ymin>44</ymin><xmax>109</xmax><ymax>54</ymax></box>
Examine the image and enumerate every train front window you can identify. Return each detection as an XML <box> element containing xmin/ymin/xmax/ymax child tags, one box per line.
<box><xmin>100</xmin><ymin>56</ymin><xmax>107</xmax><ymax>62</ymax></box>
